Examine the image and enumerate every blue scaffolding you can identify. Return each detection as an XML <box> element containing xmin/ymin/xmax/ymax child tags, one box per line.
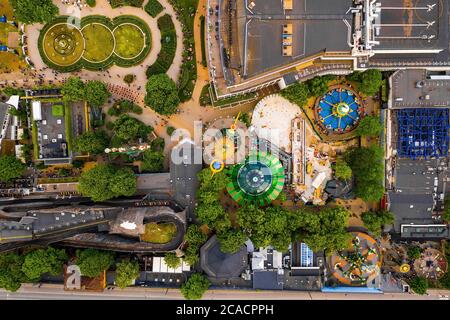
<box><xmin>397</xmin><ymin>108</ymin><xmax>450</xmax><ymax>159</ymax></box>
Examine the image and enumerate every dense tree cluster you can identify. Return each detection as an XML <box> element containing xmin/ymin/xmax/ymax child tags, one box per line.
<box><xmin>76</xmin><ymin>249</ymin><xmax>115</xmax><ymax>278</ymax></box>
<box><xmin>409</xmin><ymin>276</ymin><xmax>428</xmax><ymax>295</ymax></box>
<box><xmin>0</xmin><ymin>156</ymin><xmax>26</xmax><ymax>182</ymax></box>
<box><xmin>344</xmin><ymin>146</ymin><xmax>385</xmax><ymax>202</ymax></box>
<box><xmin>355</xmin><ymin>115</ymin><xmax>383</xmax><ymax>137</ymax></box>
<box><xmin>361</xmin><ymin>210</ymin><xmax>394</xmax><ymax>236</ymax></box>
<box><xmin>0</xmin><ymin>252</ymin><xmax>28</xmax><ymax>292</ymax></box>
<box><xmin>10</xmin><ymin>0</ymin><xmax>59</xmax><ymax>24</ymax></box>
<box><xmin>112</xmin><ymin>115</ymin><xmax>153</xmax><ymax>144</ymax></box>
<box><xmin>183</xmin><ymin>225</ymin><xmax>208</xmax><ymax>266</ymax></box>
<box><xmin>115</xmin><ymin>260</ymin><xmax>140</xmax><ymax>289</ymax></box>
<box><xmin>78</xmin><ymin>164</ymin><xmax>136</xmax><ymax>201</ymax></box>
<box><xmin>61</xmin><ymin>77</ymin><xmax>110</xmax><ymax>107</ymax></box>
<box><xmin>21</xmin><ymin>248</ymin><xmax>68</xmax><ymax>281</ymax></box>
<box><xmin>144</xmin><ymin>74</ymin><xmax>180</xmax><ymax>115</ymax></box>
<box><xmin>334</xmin><ymin>158</ymin><xmax>352</xmax><ymax>181</ymax></box>
<box><xmin>180</xmin><ymin>273</ymin><xmax>210</xmax><ymax>300</ymax></box>
<box><xmin>281</xmin><ymin>75</ymin><xmax>336</xmax><ymax>108</ymax></box>
<box><xmin>347</xmin><ymin>69</ymin><xmax>383</xmax><ymax>96</ymax></box>
<box><xmin>74</xmin><ymin>130</ymin><xmax>110</xmax><ymax>154</ymax></box>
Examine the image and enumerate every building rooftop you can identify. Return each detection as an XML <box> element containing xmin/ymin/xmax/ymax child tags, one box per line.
<box><xmin>200</xmin><ymin>235</ymin><xmax>248</xmax><ymax>278</ymax></box>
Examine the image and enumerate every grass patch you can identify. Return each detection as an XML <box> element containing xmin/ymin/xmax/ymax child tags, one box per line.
<box><xmin>82</xmin><ymin>23</ymin><xmax>114</xmax><ymax>62</ymax></box>
<box><xmin>113</xmin><ymin>24</ymin><xmax>145</xmax><ymax>59</ymax></box>
<box><xmin>52</xmin><ymin>104</ymin><xmax>64</xmax><ymax>117</ymax></box>
<box><xmin>140</xmin><ymin>222</ymin><xmax>177</xmax><ymax>243</ymax></box>
<box><xmin>64</xmin><ymin>103</ymin><xmax>73</xmax><ymax>153</ymax></box>
<box><xmin>144</xmin><ymin>0</ymin><xmax>164</xmax><ymax>18</ymax></box>
<box><xmin>200</xmin><ymin>15</ymin><xmax>206</xmax><ymax>67</ymax></box>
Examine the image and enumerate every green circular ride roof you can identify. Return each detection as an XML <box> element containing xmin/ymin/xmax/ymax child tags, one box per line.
<box><xmin>227</xmin><ymin>152</ymin><xmax>285</xmax><ymax>206</ymax></box>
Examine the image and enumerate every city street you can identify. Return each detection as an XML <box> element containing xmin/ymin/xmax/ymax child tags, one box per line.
<box><xmin>1</xmin><ymin>283</ymin><xmax>449</xmax><ymax>300</ymax></box>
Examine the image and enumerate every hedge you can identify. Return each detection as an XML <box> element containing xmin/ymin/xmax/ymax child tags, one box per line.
<box><xmin>145</xmin><ymin>0</ymin><xmax>164</xmax><ymax>18</ymax></box>
<box><xmin>146</xmin><ymin>14</ymin><xmax>176</xmax><ymax>76</ymax></box>
<box><xmin>110</xmin><ymin>0</ymin><xmax>144</xmax><ymax>8</ymax></box>
<box><xmin>38</xmin><ymin>15</ymin><xmax>152</xmax><ymax>72</ymax></box>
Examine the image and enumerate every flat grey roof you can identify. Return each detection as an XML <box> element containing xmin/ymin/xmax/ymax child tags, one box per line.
<box><xmin>389</xmin><ymin>158</ymin><xmax>447</xmax><ymax>231</ymax></box>
<box><xmin>391</xmin><ymin>69</ymin><xmax>450</xmax><ymax>108</ymax></box>
<box><xmin>240</xmin><ymin>0</ymin><xmax>353</xmax><ymax>78</ymax></box>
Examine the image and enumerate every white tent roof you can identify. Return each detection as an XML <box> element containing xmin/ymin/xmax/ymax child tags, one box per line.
<box><xmin>152</xmin><ymin>257</ymin><xmax>191</xmax><ymax>273</ymax></box>
<box><xmin>32</xmin><ymin>101</ymin><xmax>42</xmax><ymax>121</ymax></box>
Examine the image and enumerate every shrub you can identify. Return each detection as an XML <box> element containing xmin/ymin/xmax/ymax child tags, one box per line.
<box><xmin>180</xmin><ymin>273</ymin><xmax>210</xmax><ymax>300</ymax></box>
<box><xmin>144</xmin><ymin>0</ymin><xmax>164</xmax><ymax>18</ymax></box>
<box><xmin>124</xmin><ymin>74</ymin><xmax>135</xmax><ymax>84</ymax></box>
<box><xmin>409</xmin><ymin>276</ymin><xmax>428</xmax><ymax>295</ymax></box>
<box><xmin>86</xmin><ymin>0</ymin><xmax>96</xmax><ymax>7</ymax></box>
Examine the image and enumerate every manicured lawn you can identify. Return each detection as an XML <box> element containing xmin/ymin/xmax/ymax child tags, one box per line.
<box><xmin>52</xmin><ymin>104</ymin><xmax>64</xmax><ymax>117</ymax></box>
<box><xmin>0</xmin><ymin>52</ymin><xmax>25</xmax><ymax>73</ymax></box>
<box><xmin>0</xmin><ymin>0</ymin><xmax>14</xmax><ymax>20</ymax></box>
<box><xmin>42</xmin><ymin>23</ymin><xmax>85</xmax><ymax>66</ymax></box>
<box><xmin>113</xmin><ymin>24</ymin><xmax>145</xmax><ymax>59</ymax></box>
<box><xmin>82</xmin><ymin>23</ymin><xmax>114</xmax><ymax>62</ymax></box>
<box><xmin>0</xmin><ymin>23</ymin><xmax>16</xmax><ymax>44</ymax></box>
<box><xmin>140</xmin><ymin>222</ymin><xmax>177</xmax><ymax>243</ymax></box>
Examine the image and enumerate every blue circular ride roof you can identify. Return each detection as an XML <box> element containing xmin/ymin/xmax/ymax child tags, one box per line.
<box><xmin>317</xmin><ymin>88</ymin><xmax>361</xmax><ymax>133</ymax></box>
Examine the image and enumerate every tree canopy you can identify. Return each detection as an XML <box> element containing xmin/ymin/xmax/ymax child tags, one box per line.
<box><xmin>78</xmin><ymin>164</ymin><xmax>136</xmax><ymax>201</ymax></box>
<box><xmin>115</xmin><ymin>260</ymin><xmax>140</xmax><ymax>289</ymax></box>
<box><xmin>409</xmin><ymin>276</ymin><xmax>428</xmax><ymax>295</ymax></box>
<box><xmin>361</xmin><ymin>210</ymin><xmax>394</xmax><ymax>236</ymax></box>
<box><xmin>183</xmin><ymin>225</ymin><xmax>208</xmax><ymax>266</ymax></box>
<box><xmin>144</xmin><ymin>74</ymin><xmax>180</xmax><ymax>115</ymax></box>
<box><xmin>281</xmin><ymin>82</ymin><xmax>309</xmax><ymax>107</ymax></box>
<box><xmin>61</xmin><ymin>76</ymin><xmax>86</xmax><ymax>102</ymax></box>
<box><xmin>0</xmin><ymin>252</ymin><xmax>27</xmax><ymax>292</ymax></box>
<box><xmin>76</xmin><ymin>249</ymin><xmax>114</xmax><ymax>278</ymax></box>
<box><xmin>10</xmin><ymin>0</ymin><xmax>59</xmax><ymax>24</ymax></box>
<box><xmin>74</xmin><ymin>130</ymin><xmax>110</xmax><ymax>154</ymax></box>
<box><xmin>334</xmin><ymin>158</ymin><xmax>352</xmax><ymax>181</ymax></box>
<box><xmin>180</xmin><ymin>273</ymin><xmax>210</xmax><ymax>300</ymax></box>
<box><xmin>293</xmin><ymin>206</ymin><xmax>352</xmax><ymax>253</ymax></box>
<box><xmin>306</xmin><ymin>75</ymin><xmax>336</xmax><ymax>97</ymax></box>
<box><xmin>0</xmin><ymin>156</ymin><xmax>26</xmax><ymax>182</ymax></box>
<box><xmin>164</xmin><ymin>252</ymin><xmax>181</xmax><ymax>269</ymax></box>
<box><xmin>355</xmin><ymin>115</ymin><xmax>383</xmax><ymax>137</ymax></box>
<box><xmin>347</xmin><ymin>69</ymin><xmax>383</xmax><ymax>96</ymax></box>
<box><xmin>113</xmin><ymin>115</ymin><xmax>153</xmax><ymax>143</ymax></box>
<box><xmin>85</xmin><ymin>81</ymin><xmax>111</xmax><ymax>107</ymax></box>
<box><xmin>217</xmin><ymin>229</ymin><xmax>247</xmax><ymax>254</ymax></box>
<box><xmin>21</xmin><ymin>248</ymin><xmax>68</xmax><ymax>281</ymax></box>
<box><xmin>344</xmin><ymin>146</ymin><xmax>385</xmax><ymax>202</ymax></box>
<box><xmin>140</xmin><ymin>149</ymin><xmax>164</xmax><ymax>173</ymax></box>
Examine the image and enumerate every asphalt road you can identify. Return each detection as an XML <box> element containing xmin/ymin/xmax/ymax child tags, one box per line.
<box><xmin>1</xmin><ymin>284</ymin><xmax>449</xmax><ymax>300</ymax></box>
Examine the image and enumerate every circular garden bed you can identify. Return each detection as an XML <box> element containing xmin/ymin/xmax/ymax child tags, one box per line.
<box><xmin>38</xmin><ymin>15</ymin><xmax>152</xmax><ymax>71</ymax></box>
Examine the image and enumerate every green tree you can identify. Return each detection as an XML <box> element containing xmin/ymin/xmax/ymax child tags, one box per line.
<box><xmin>334</xmin><ymin>158</ymin><xmax>352</xmax><ymax>181</ymax></box>
<box><xmin>140</xmin><ymin>149</ymin><xmax>164</xmax><ymax>173</ymax></box>
<box><xmin>361</xmin><ymin>210</ymin><xmax>394</xmax><ymax>236</ymax></box>
<box><xmin>115</xmin><ymin>260</ymin><xmax>139</xmax><ymax>289</ymax></box>
<box><xmin>0</xmin><ymin>155</ymin><xmax>26</xmax><ymax>182</ymax></box>
<box><xmin>185</xmin><ymin>225</ymin><xmax>208</xmax><ymax>248</ymax></box>
<box><xmin>294</xmin><ymin>206</ymin><xmax>352</xmax><ymax>253</ymax></box>
<box><xmin>196</xmin><ymin>203</ymin><xmax>226</xmax><ymax>226</ymax></box>
<box><xmin>180</xmin><ymin>273</ymin><xmax>210</xmax><ymax>300</ymax></box>
<box><xmin>348</xmin><ymin>70</ymin><xmax>382</xmax><ymax>96</ymax></box>
<box><xmin>113</xmin><ymin>115</ymin><xmax>153</xmax><ymax>143</ymax></box>
<box><xmin>281</xmin><ymin>82</ymin><xmax>310</xmax><ymax>107</ymax></box>
<box><xmin>61</xmin><ymin>76</ymin><xmax>85</xmax><ymax>102</ymax></box>
<box><xmin>144</xmin><ymin>74</ymin><xmax>180</xmax><ymax>115</ymax></box>
<box><xmin>10</xmin><ymin>0</ymin><xmax>58</xmax><ymax>24</ymax></box>
<box><xmin>184</xmin><ymin>246</ymin><xmax>200</xmax><ymax>266</ymax></box>
<box><xmin>85</xmin><ymin>80</ymin><xmax>110</xmax><ymax>107</ymax></box>
<box><xmin>409</xmin><ymin>276</ymin><xmax>428</xmax><ymax>295</ymax></box>
<box><xmin>74</xmin><ymin>130</ymin><xmax>110</xmax><ymax>154</ymax></box>
<box><xmin>76</xmin><ymin>249</ymin><xmax>114</xmax><ymax>278</ymax></box>
<box><xmin>355</xmin><ymin>115</ymin><xmax>383</xmax><ymax>137</ymax></box>
<box><xmin>217</xmin><ymin>229</ymin><xmax>247</xmax><ymax>254</ymax></box>
<box><xmin>164</xmin><ymin>252</ymin><xmax>181</xmax><ymax>269</ymax></box>
<box><xmin>344</xmin><ymin>146</ymin><xmax>385</xmax><ymax>202</ymax></box>
<box><xmin>407</xmin><ymin>246</ymin><xmax>422</xmax><ymax>260</ymax></box>
<box><xmin>0</xmin><ymin>252</ymin><xmax>27</xmax><ymax>292</ymax></box>
<box><xmin>21</xmin><ymin>248</ymin><xmax>68</xmax><ymax>281</ymax></box>
<box><xmin>78</xmin><ymin>164</ymin><xmax>136</xmax><ymax>201</ymax></box>
<box><xmin>306</xmin><ymin>75</ymin><xmax>335</xmax><ymax>97</ymax></box>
